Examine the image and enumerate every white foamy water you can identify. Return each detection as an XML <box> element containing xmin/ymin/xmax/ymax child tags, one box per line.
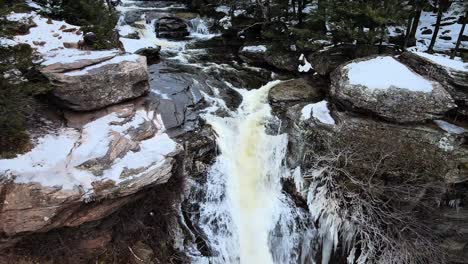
<box><xmin>190</xmin><ymin>81</ymin><xmax>315</xmax><ymax>264</ymax></box>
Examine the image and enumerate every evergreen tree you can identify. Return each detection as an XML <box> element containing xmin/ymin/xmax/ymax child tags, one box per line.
<box><xmin>451</xmin><ymin>2</ymin><xmax>467</xmax><ymax>58</ymax></box>
<box><xmin>427</xmin><ymin>0</ymin><xmax>451</xmax><ymax>53</ymax></box>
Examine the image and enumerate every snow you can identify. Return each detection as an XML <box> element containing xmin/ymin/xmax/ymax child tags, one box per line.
<box><xmin>42</xmin><ymin>50</ymin><xmax>120</xmax><ymax>66</ymax></box>
<box><xmin>216</xmin><ymin>5</ymin><xmax>230</xmax><ymax>15</ymax></box>
<box><xmin>65</xmin><ymin>54</ymin><xmax>140</xmax><ymax>76</ymax></box>
<box><xmin>0</xmin><ymin>110</ymin><xmax>177</xmax><ymax>192</ymax></box>
<box><xmin>414</xmin><ymin>52</ymin><xmax>468</xmax><ymax>72</ymax></box>
<box><xmin>346</xmin><ymin>56</ymin><xmax>433</xmax><ymax>92</ymax></box>
<box><xmin>298</xmin><ymin>53</ymin><xmax>313</xmax><ymax>73</ymax></box>
<box><xmin>241</xmin><ymin>45</ymin><xmax>267</xmax><ymax>53</ymax></box>
<box><xmin>434</xmin><ymin>120</ymin><xmax>467</xmax><ymax>135</ymax></box>
<box><xmin>415</xmin><ymin>2</ymin><xmax>467</xmax><ymax>52</ymax></box>
<box><xmin>26</xmin><ymin>0</ymin><xmax>42</xmax><ymax>9</ymax></box>
<box><xmin>301</xmin><ymin>100</ymin><xmax>335</xmax><ymax>125</ymax></box>
<box><xmin>0</xmin><ymin>38</ymin><xmax>17</xmax><ymax>47</ymax></box>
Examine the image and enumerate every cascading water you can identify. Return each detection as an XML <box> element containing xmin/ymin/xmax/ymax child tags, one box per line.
<box><xmin>189</xmin><ymin>81</ymin><xmax>315</xmax><ymax>264</ymax></box>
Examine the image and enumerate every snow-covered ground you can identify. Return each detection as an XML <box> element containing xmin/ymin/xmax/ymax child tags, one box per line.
<box><xmin>346</xmin><ymin>56</ymin><xmax>433</xmax><ymax>92</ymax></box>
<box><xmin>414</xmin><ymin>51</ymin><xmax>468</xmax><ymax>72</ymax></box>
<box><xmin>415</xmin><ymin>3</ymin><xmax>467</xmax><ymax>52</ymax></box>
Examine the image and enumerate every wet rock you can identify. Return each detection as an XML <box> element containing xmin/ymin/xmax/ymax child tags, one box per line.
<box><xmin>331</xmin><ymin>56</ymin><xmax>455</xmax><ymax>123</ymax></box>
<box><xmin>135</xmin><ymin>46</ymin><xmax>161</xmax><ymax>62</ymax></box>
<box><xmin>42</xmin><ymin>54</ymin><xmax>150</xmax><ymax>111</ymax></box>
<box><xmin>155</xmin><ymin>17</ymin><xmax>189</xmax><ymax>39</ymax></box>
<box><xmin>399</xmin><ymin>52</ymin><xmax>468</xmax><ymax>116</ymax></box>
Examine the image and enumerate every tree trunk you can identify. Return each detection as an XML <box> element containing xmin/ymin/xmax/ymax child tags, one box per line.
<box><xmin>451</xmin><ymin>11</ymin><xmax>467</xmax><ymax>59</ymax></box>
<box><xmin>427</xmin><ymin>3</ymin><xmax>444</xmax><ymax>53</ymax></box>
<box><xmin>409</xmin><ymin>6</ymin><xmax>422</xmax><ymax>42</ymax></box>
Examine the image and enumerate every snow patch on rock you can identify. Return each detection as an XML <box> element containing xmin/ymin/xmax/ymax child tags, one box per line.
<box><xmin>241</xmin><ymin>45</ymin><xmax>267</xmax><ymax>53</ymax></box>
<box><xmin>0</xmin><ymin>110</ymin><xmax>177</xmax><ymax>192</ymax></box>
<box><xmin>434</xmin><ymin>120</ymin><xmax>467</xmax><ymax>135</ymax></box>
<box><xmin>346</xmin><ymin>56</ymin><xmax>433</xmax><ymax>92</ymax></box>
<box><xmin>414</xmin><ymin>52</ymin><xmax>468</xmax><ymax>72</ymax></box>
<box><xmin>301</xmin><ymin>100</ymin><xmax>335</xmax><ymax>125</ymax></box>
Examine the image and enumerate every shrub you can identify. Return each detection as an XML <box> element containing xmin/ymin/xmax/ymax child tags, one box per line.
<box><xmin>0</xmin><ymin>45</ymin><xmax>52</xmax><ymax>158</ymax></box>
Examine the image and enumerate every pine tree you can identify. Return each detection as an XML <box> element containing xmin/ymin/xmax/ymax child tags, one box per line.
<box><xmin>451</xmin><ymin>3</ymin><xmax>467</xmax><ymax>59</ymax></box>
<box><xmin>427</xmin><ymin>0</ymin><xmax>451</xmax><ymax>53</ymax></box>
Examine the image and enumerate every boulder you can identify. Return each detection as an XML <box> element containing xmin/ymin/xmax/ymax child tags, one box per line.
<box><xmin>0</xmin><ymin>101</ymin><xmax>182</xmax><ymax>248</ymax></box>
<box><xmin>155</xmin><ymin>17</ymin><xmax>189</xmax><ymax>39</ymax></box>
<box><xmin>269</xmin><ymin>77</ymin><xmax>326</xmax><ymax>107</ymax></box>
<box><xmin>331</xmin><ymin>56</ymin><xmax>455</xmax><ymax>123</ymax></box>
<box><xmin>83</xmin><ymin>32</ymin><xmax>97</xmax><ymax>46</ymax></box>
<box><xmin>239</xmin><ymin>45</ymin><xmax>298</xmax><ymax>72</ymax></box>
<box><xmin>42</xmin><ymin>54</ymin><xmax>150</xmax><ymax>111</ymax></box>
<box><xmin>399</xmin><ymin>52</ymin><xmax>468</xmax><ymax>116</ymax></box>
<box><xmin>135</xmin><ymin>46</ymin><xmax>161</xmax><ymax>62</ymax></box>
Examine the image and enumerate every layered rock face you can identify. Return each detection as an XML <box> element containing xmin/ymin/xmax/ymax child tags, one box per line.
<box><xmin>42</xmin><ymin>53</ymin><xmax>150</xmax><ymax>111</ymax></box>
<box><xmin>0</xmin><ymin>101</ymin><xmax>181</xmax><ymax>248</ymax></box>
<box><xmin>331</xmin><ymin>56</ymin><xmax>455</xmax><ymax>123</ymax></box>
<box><xmin>399</xmin><ymin>51</ymin><xmax>468</xmax><ymax>116</ymax></box>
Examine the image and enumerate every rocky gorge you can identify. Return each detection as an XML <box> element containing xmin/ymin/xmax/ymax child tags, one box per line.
<box><xmin>0</xmin><ymin>0</ymin><xmax>467</xmax><ymax>264</ymax></box>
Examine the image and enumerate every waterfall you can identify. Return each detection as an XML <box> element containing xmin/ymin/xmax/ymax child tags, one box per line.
<box><xmin>190</xmin><ymin>81</ymin><xmax>315</xmax><ymax>264</ymax></box>
<box><xmin>188</xmin><ymin>16</ymin><xmax>219</xmax><ymax>39</ymax></box>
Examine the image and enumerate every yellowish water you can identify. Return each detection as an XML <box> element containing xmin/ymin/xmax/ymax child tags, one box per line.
<box><xmin>206</xmin><ymin>81</ymin><xmax>284</xmax><ymax>264</ymax></box>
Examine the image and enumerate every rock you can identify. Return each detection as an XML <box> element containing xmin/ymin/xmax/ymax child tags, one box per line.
<box><xmin>123</xmin><ymin>32</ymin><xmax>140</xmax><ymax>39</ymax></box>
<box><xmin>269</xmin><ymin>77</ymin><xmax>325</xmax><ymax>107</ymax></box>
<box><xmin>135</xmin><ymin>46</ymin><xmax>161</xmax><ymax>62</ymax></box>
<box><xmin>239</xmin><ymin>45</ymin><xmax>298</xmax><ymax>72</ymax></box>
<box><xmin>308</xmin><ymin>44</ymin><xmax>379</xmax><ymax>76</ymax></box>
<box><xmin>439</xmin><ymin>35</ymin><xmax>452</xmax><ymax>40</ymax></box>
<box><xmin>155</xmin><ymin>17</ymin><xmax>189</xmax><ymax>39</ymax></box>
<box><xmin>130</xmin><ymin>241</ymin><xmax>155</xmax><ymax>264</ymax></box>
<box><xmin>32</xmin><ymin>41</ymin><xmax>46</xmax><ymax>46</ymax></box>
<box><xmin>239</xmin><ymin>44</ymin><xmax>267</xmax><ymax>65</ymax></box>
<box><xmin>0</xmin><ymin>102</ymin><xmax>182</xmax><ymax>248</ymax></box>
<box><xmin>42</xmin><ymin>54</ymin><xmax>150</xmax><ymax>111</ymax></box>
<box><xmin>399</xmin><ymin>52</ymin><xmax>468</xmax><ymax>116</ymax></box>
<box><xmin>83</xmin><ymin>32</ymin><xmax>97</xmax><ymax>46</ymax></box>
<box><xmin>63</xmin><ymin>42</ymin><xmax>79</xmax><ymax>49</ymax></box>
<box><xmin>264</xmin><ymin>51</ymin><xmax>299</xmax><ymax>72</ymax></box>
<box><xmin>331</xmin><ymin>56</ymin><xmax>455</xmax><ymax>123</ymax></box>
<box><xmin>421</xmin><ymin>28</ymin><xmax>433</xmax><ymax>35</ymax></box>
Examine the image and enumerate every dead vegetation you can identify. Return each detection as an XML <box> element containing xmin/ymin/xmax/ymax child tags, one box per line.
<box><xmin>301</xmin><ymin>125</ymin><xmax>450</xmax><ymax>264</ymax></box>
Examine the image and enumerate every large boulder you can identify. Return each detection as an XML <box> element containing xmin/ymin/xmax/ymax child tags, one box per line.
<box><xmin>155</xmin><ymin>17</ymin><xmax>189</xmax><ymax>39</ymax></box>
<box><xmin>331</xmin><ymin>56</ymin><xmax>455</xmax><ymax>123</ymax></box>
<box><xmin>42</xmin><ymin>54</ymin><xmax>150</xmax><ymax>111</ymax></box>
<box><xmin>399</xmin><ymin>52</ymin><xmax>468</xmax><ymax>116</ymax></box>
<box><xmin>239</xmin><ymin>44</ymin><xmax>298</xmax><ymax>72</ymax></box>
<box><xmin>0</xmin><ymin>101</ymin><xmax>182</xmax><ymax>248</ymax></box>
<box><xmin>269</xmin><ymin>77</ymin><xmax>327</xmax><ymax>114</ymax></box>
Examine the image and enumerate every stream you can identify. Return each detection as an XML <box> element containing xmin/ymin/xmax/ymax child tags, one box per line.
<box><xmin>117</xmin><ymin>1</ymin><xmax>318</xmax><ymax>263</ymax></box>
